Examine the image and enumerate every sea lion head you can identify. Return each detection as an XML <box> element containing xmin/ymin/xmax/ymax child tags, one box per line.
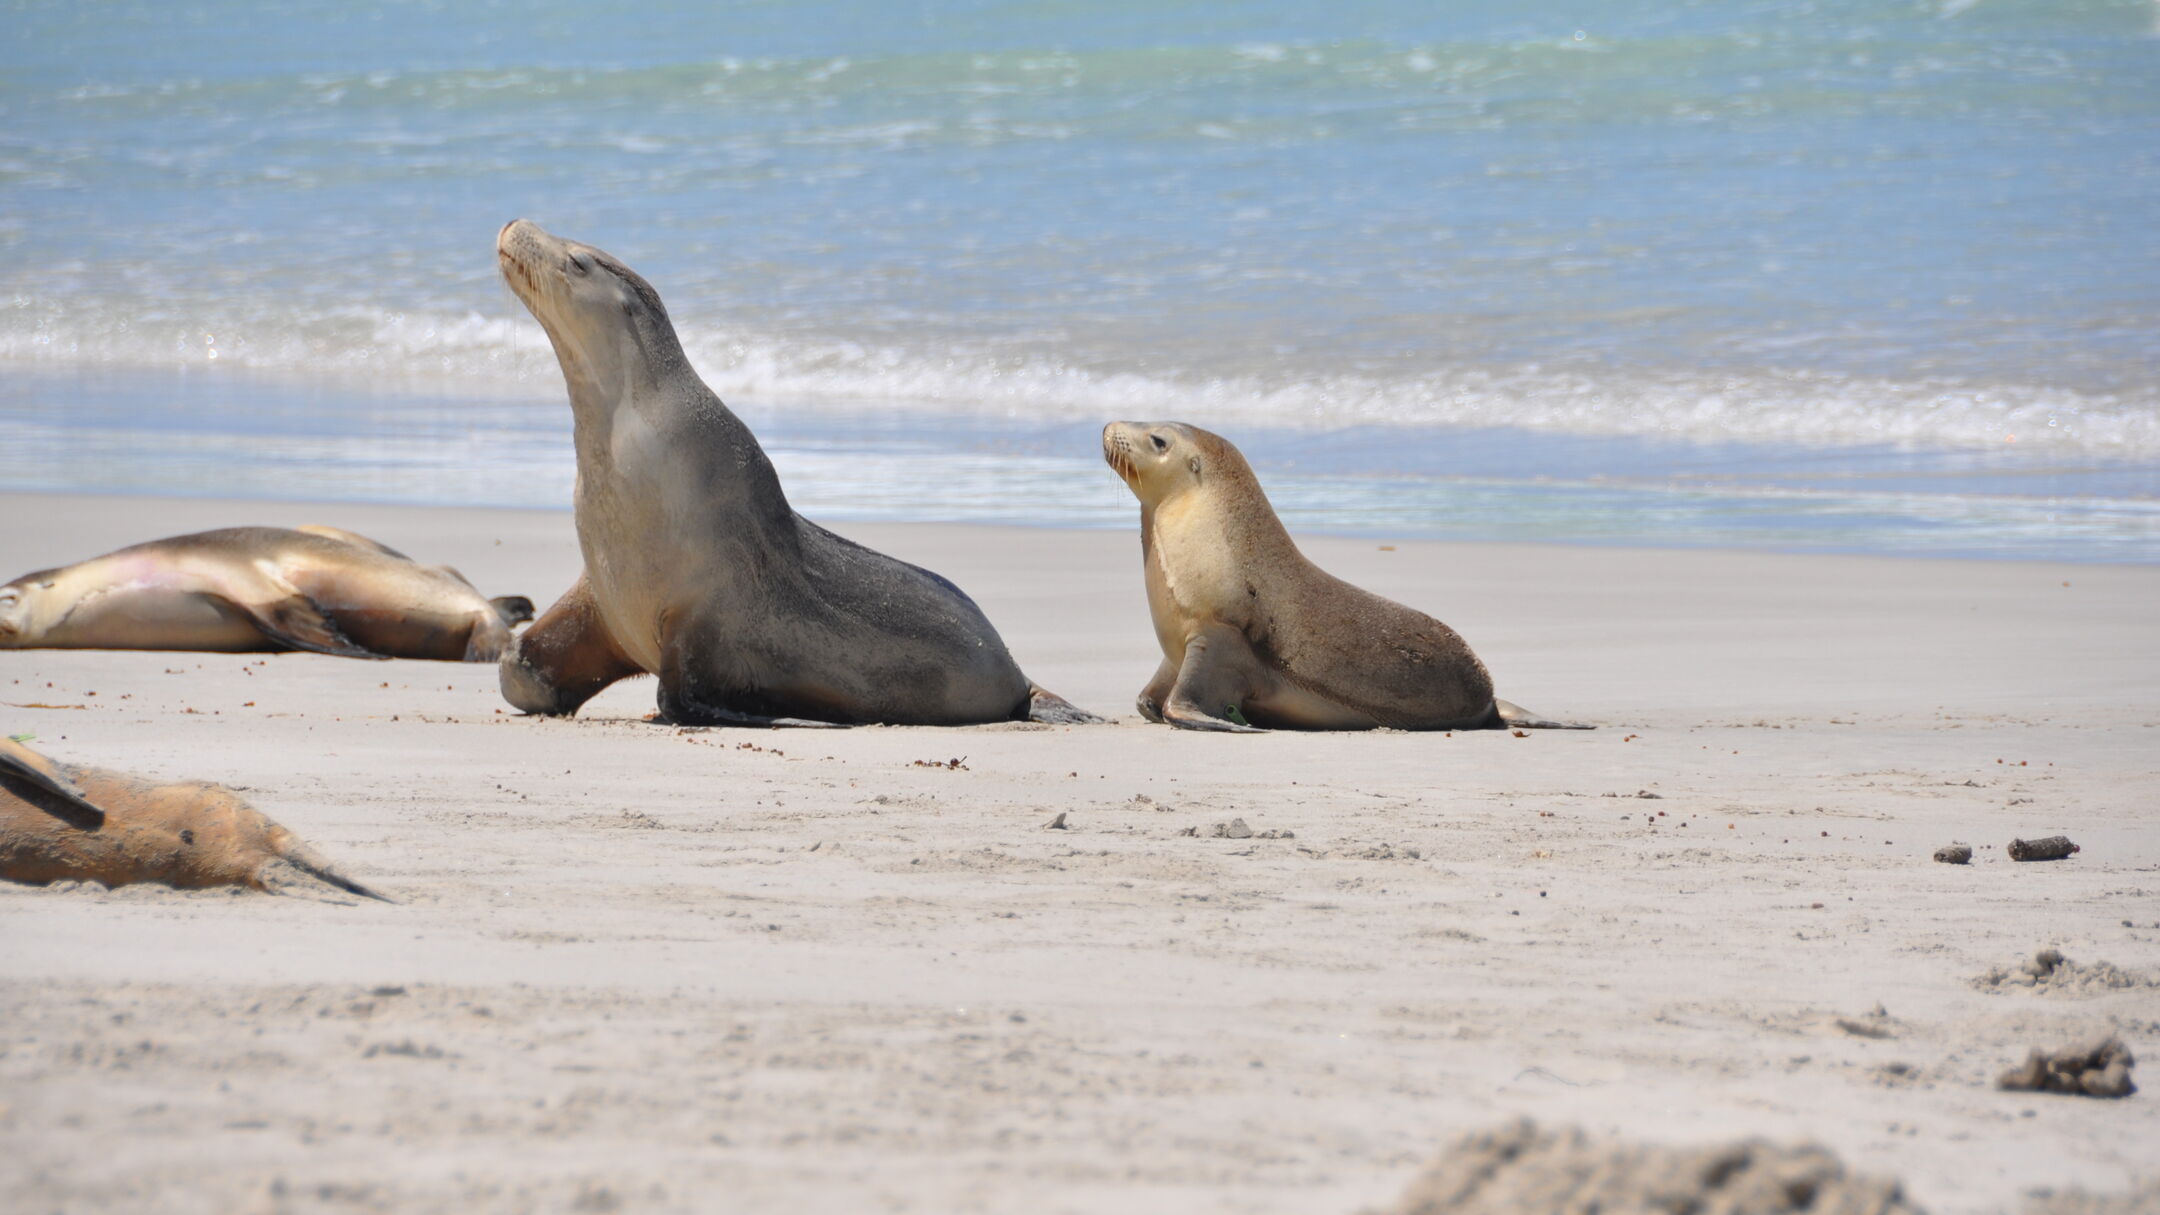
<box><xmin>1102</xmin><ymin>421</ymin><xmax>1240</xmax><ymax>506</ymax></box>
<box><xmin>0</xmin><ymin>570</ymin><xmax>63</xmax><ymax>645</ymax></box>
<box><xmin>496</xmin><ymin>219</ymin><xmax>687</xmax><ymax>397</ymax></box>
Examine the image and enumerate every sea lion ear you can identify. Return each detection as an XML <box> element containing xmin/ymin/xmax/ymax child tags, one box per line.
<box><xmin>1187</xmin><ymin>455</ymin><xmax>1202</xmax><ymax>477</ymax></box>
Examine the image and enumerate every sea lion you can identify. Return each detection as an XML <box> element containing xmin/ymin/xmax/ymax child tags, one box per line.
<box><xmin>0</xmin><ymin>527</ymin><xmax>534</xmax><ymax>662</ymax></box>
<box><xmin>1102</xmin><ymin>421</ymin><xmax>1588</xmax><ymax>732</ymax></box>
<box><xmin>494</xmin><ymin>218</ymin><xmax>1095</xmax><ymax>726</ymax></box>
<box><xmin>0</xmin><ymin>736</ymin><xmax>388</xmax><ymax>899</ymax></box>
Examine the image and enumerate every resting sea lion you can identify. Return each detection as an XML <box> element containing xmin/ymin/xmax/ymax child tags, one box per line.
<box><xmin>494</xmin><ymin>218</ymin><xmax>1095</xmax><ymax>726</ymax></box>
<box><xmin>0</xmin><ymin>527</ymin><xmax>534</xmax><ymax>662</ymax></box>
<box><xmin>1102</xmin><ymin>421</ymin><xmax>1588</xmax><ymax>732</ymax></box>
<box><xmin>0</xmin><ymin>736</ymin><xmax>388</xmax><ymax>899</ymax></box>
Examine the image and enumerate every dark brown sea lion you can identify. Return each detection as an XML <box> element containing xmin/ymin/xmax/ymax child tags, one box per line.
<box><xmin>0</xmin><ymin>527</ymin><xmax>533</xmax><ymax>662</ymax></box>
<box><xmin>494</xmin><ymin>218</ymin><xmax>1095</xmax><ymax>726</ymax></box>
<box><xmin>1102</xmin><ymin>421</ymin><xmax>1588</xmax><ymax>732</ymax></box>
<box><xmin>0</xmin><ymin>736</ymin><xmax>388</xmax><ymax>899</ymax></box>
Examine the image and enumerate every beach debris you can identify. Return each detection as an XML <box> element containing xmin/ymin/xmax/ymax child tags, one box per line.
<box><xmin>1182</xmin><ymin>818</ymin><xmax>1293</xmax><ymax>840</ymax></box>
<box><xmin>1934</xmin><ymin>843</ymin><xmax>1973</xmax><ymax>864</ymax></box>
<box><xmin>1043</xmin><ymin>811</ymin><xmax>1069</xmax><ymax>831</ymax></box>
<box><xmin>1373</xmin><ymin>1119</ymin><xmax>1921</xmax><ymax>1215</ymax></box>
<box><xmin>363</xmin><ymin>1039</ymin><xmax>447</xmax><ymax>1060</ymax></box>
<box><xmin>1834</xmin><ymin>1004</ymin><xmax>1901</xmax><ymax>1040</ymax></box>
<box><xmin>2009</xmin><ymin>835</ymin><xmax>2078</xmax><ymax>861</ymax></box>
<box><xmin>1873</xmin><ymin>1060</ymin><xmax>1922</xmax><ymax>1088</ymax></box>
<box><xmin>1971</xmin><ymin>949</ymin><xmax>2156</xmax><ymax>996</ymax></box>
<box><xmin>910</xmin><ymin>756</ymin><xmax>969</xmax><ymax>771</ymax></box>
<box><xmin>2022</xmin><ymin>1181</ymin><xmax>2160</xmax><ymax>1215</ymax></box>
<box><xmin>1997</xmin><ymin>1033</ymin><xmax>2136</xmax><ymax>1099</ymax></box>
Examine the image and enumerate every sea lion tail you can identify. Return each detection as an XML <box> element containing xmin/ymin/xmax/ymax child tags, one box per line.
<box><xmin>1493</xmin><ymin>699</ymin><xmax>1595</xmax><ymax>730</ymax></box>
<box><xmin>271</xmin><ymin>838</ymin><xmax>397</xmax><ymax>903</ymax></box>
<box><xmin>1025</xmin><ymin>684</ymin><xmax>1104</xmax><ymax>725</ymax></box>
<box><xmin>491</xmin><ymin>596</ymin><xmax>536</xmax><ymax>626</ymax></box>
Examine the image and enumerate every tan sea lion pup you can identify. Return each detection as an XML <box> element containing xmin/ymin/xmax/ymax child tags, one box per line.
<box><xmin>0</xmin><ymin>526</ymin><xmax>534</xmax><ymax>661</ymax></box>
<box><xmin>494</xmin><ymin>218</ymin><xmax>1095</xmax><ymax>726</ymax></box>
<box><xmin>1103</xmin><ymin>421</ymin><xmax>1588</xmax><ymax>732</ymax></box>
<box><xmin>0</xmin><ymin>736</ymin><xmax>388</xmax><ymax>899</ymax></box>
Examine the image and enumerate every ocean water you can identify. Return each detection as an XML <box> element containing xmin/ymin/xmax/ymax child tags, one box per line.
<box><xmin>3</xmin><ymin>0</ymin><xmax>2156</xmax><ymax>560</ymax></box>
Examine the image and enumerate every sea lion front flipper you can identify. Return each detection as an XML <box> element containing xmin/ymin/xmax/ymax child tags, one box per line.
<box><xmin>1494</xmin><ymin>699</ymin><xmax>1595</xmax><ymax>730</ymax></box>
<box><xmin>295</xmin><ymin>525</ymin><xmax>412</xmax><ymax>561</ymax></box>
<box><xmin>500</xmin><ymin>574</ymin><xmax>642</xmax><ymax>716</ymax></box>
<box><xmin>1025</xmin><ymin>684</ymin><xmax>1104</xmax><ymax>725</ymax></box>
<box><xmin>1161</xmin><ymin>626</ymin><xmax>1267</xmax><ymax>733</ymax></box>
<box><xmin>1134</xmin><ymin>658</ymin><xmax>1177</xmax><ymax>723</ymax></box>
<box><xmin>0</xmin><ymin>737</ymin><xmax>107</xmax><ymax>828</ymax></box>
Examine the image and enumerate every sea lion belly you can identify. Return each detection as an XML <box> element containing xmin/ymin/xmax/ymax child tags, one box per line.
<box><xmin>45</xmin><ymin>584</ymin><xmax>269</xmax><ymax>652</ymax></box>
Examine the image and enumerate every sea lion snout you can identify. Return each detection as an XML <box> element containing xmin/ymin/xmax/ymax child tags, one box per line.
<box><xmin>0</xmin><ymin>584</ymin><xmax>28</xmax><ymax>639</ymax></box>
<box><xmin>496</xmin><ymin>219</ymin><xmax>551</xmax><ymax>297</ymax></box>
<box><xmin>1101</xmin><ymin>423</ymin><xmax>1135</xmax><ymax>481</ymax></box>
<box><xmin>1102</xmin><ymin>421</ymin><xmax>1193</xmax><ymax>496</ymax></box>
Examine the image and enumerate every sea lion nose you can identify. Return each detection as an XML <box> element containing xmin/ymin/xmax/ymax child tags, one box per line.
<box><xmin>497</xmin><ymin>218</ymin><xmax>541</xmax><ymax>253</ymax></box>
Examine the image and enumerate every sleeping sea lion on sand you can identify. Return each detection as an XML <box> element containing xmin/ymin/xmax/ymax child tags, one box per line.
<box><xmin>0</xmin><ymin>526</ymin><xmax>533</xmax><ymax>662</ymax></box>
<box><xmin>0</xmin><ymin>736</ymin><xmax>388</xmax><ymax>899</ymax></box>
<box><xmin>1102</xmin><ymin>421</ymin><xmax>1588</xmax><ymax>733</ymax></box>
<box><xmin>494</xmin><ymin>218</ymin><xmax>1095</xmax><ymax>726</ymax></box>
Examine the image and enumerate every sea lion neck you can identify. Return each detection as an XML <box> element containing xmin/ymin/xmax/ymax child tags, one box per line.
<box><xmin>551</xmin><ymin>308</ymin><xmax>692</xmax><ymax>428</ymax></box>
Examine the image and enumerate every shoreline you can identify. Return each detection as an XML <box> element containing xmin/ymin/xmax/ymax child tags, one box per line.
<box><xmin>3</xmin><ymin>492</ymin><xmax>2157</xmax><ymax>1212</ymax></box>
<box><xmin>5</xmin><ymin>366</ymin><xmax>2157</xmax><ymax>567</ymax></box>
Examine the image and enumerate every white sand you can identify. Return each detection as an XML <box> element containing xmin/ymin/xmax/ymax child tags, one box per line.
<box><xmin>2</xmin><ymin>491</ymin><xmax>2155</xmax><ymax>1213</ymax></box>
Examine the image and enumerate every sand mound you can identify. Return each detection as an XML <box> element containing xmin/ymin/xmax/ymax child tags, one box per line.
<box><xmin>1377</xmin><ymin>1120</ymin><xmax>1919</xmax><ymax>1215</ymax></box>
<box><xmin>1998</xmin><ymin>1034</ymin><xmax>2137</xmax><ymax>1099</ymax></box>
<box><xmin>1973</xmin><ymin>950</ymin><xmax>2157</xmax><ymax>996</ymax></box>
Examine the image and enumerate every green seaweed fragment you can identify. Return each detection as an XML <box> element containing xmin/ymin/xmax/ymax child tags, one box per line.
<box><xmin>1223</xmin><ymin>705</ymin><xmax>1251</xmax><ymax>727</ymax></box>
<box><xmin>7</xmin><ymin>733</ymin><xmax>31</xmax><ymax>743</ymax></box>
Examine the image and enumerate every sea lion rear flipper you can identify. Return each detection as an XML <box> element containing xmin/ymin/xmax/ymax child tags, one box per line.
<box><xmin>295</xmin><ymin>525</ymin><xmax>411</xmax><ymax>561</ymax></box>
<box><xmin>1494</xmin><ymin>699</ymin><xmax>1595</xmax><ymax>730</ymax></box>
<box><xmin>232</xmin><ymin>592</ymin><xmax>387</xmax><ymax>660</ymax></box>
<box><xmin>1025</xmin><ymin>684</ymin><xmax>1104</xmax><ymax>725</ymax></box>
<box><xmin>490</xmin><ymin>596</ymin><xmax>536</xmax><ymax>626</ymax></box>
<box><xmin>264</xmin><ymin>838</ymin><xmax>396</xmax><ymax>904</ymax></box>
<box><xmin>0</xmin><ymin>737</ymin><xmax>107</xmax><ymax>828</ymax></box>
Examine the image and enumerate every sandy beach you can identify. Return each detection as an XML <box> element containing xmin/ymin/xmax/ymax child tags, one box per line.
<box><xmin>1</xmin><ymin>490</ymin><xmax>2155</xmax><ymax>1214</ymax></box>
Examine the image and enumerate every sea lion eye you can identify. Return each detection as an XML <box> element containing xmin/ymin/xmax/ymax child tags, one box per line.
<box><xmin>569</xmin><ymin>252</ymin><xmax>592</xmax><ymax>276</ymax></box>
<box><xmin>1149</xmin><ymin>433</ymin><xmax>1169</xmax><ymax>453</ymax></box>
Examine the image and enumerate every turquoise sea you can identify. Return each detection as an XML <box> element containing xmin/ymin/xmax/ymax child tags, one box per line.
<box><xmin>3</xmin><ymin>0</ymin><xmax>2156</xmax><ymax>560</ymax></box>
